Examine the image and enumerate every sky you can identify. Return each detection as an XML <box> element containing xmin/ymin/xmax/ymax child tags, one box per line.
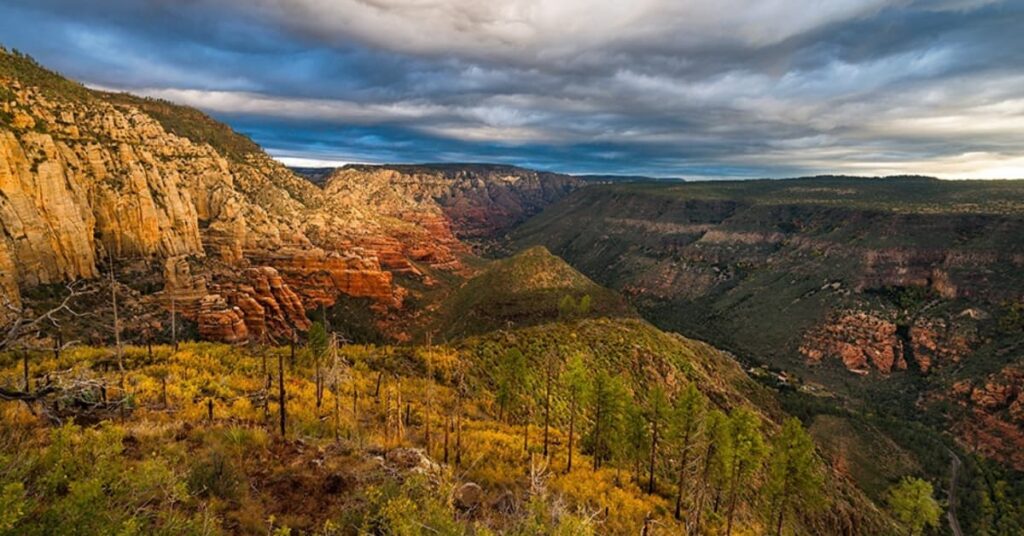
<box><xmin>1</xmin><ymin>0</ymin><xmax>1022</xmax><ymax>179</ymax></box>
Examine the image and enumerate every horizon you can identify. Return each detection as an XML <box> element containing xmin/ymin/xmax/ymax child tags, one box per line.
<box><xmin>2</xmin><ymin>1</ymin><xmax>1022</xmax><ymax>179</ymax></box>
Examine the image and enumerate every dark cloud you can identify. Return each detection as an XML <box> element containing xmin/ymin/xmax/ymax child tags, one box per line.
<box><xmin>1</xmin><ymin>0</ymin><xmax>1022</xmax><ymax>178</ymax></box>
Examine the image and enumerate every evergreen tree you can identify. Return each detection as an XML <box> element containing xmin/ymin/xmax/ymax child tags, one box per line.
<box><xmin>645</xmin><ymin>386</ymin><xmax>671</xmax><ymax>493</ymax></box>
<box><xmin>723</xmin><ymin>408</ymin><xmax>766</xmax><ymax>536</ymax></box>
<box><xmin>307</xmin><ymin>321</ymin><xmax>329</xmax><ymax>410</ymax></box>
<box><xmin>495</xmin><ymin>348</ymin><xmax>528</xmax><ymax>422</ymax></box>
<box><xmin>886</xmin><ymin>477</ymin><xmax>941</xmax><ymax>536</ymax></box>
<box><xmin>694</xmin><ymin>409</ymin><xmax>729</xmax><ymax>534</ymax></box>
<box><xmin>588</xmin><ymin>370</ymin><xmax>627</xmax><ymax>471</ymax></box>
<box><xmin>763</xmin><ymin>417</ymin><xmax>825</xmax><ymax>535</ymax></box>
<box><xmin>558</xmin><ymin>295</ymin><xmax>577</xmax><ymax>319</ymax></box>
<box><xmin>578</xmin><ymin>294</ymin><xmax>592</xmax><ymax>315</ymax></box>
<box><xmin>671</xmin><ymin>384</ymin><xmax>706</xmax><ymax>521</ymax></box>
<box><xmin>562</xmin><ymin>353</ymin><xmax>589</xmax><ymax>472</ymax></box>
<box><xmin>623</xmin><ymin>398</ymin><xmax>649</xmax><ymax>485</ymax></box>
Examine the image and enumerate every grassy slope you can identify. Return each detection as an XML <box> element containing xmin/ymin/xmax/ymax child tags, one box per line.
<box><xmin>0</xmin><ymin>246</ymin><xmax>895</xmax><ymax>535</ymax></box>
<box><xmin>507</xmin><ymin>177</ymin><xmax>1024</xmax><ymax>531</ymax></box>
<box><xmin>435</xmin><ymin>246</ymin><xmax>634</xmax><ymax>338</ymax></box>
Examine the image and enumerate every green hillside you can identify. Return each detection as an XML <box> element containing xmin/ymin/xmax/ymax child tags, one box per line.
<box><xmin>435</xmin><ymin>246</ymin><xmax>634</xmax><ymax>338</ymax></box>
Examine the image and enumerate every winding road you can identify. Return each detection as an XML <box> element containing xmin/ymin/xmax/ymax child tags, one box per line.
<box><xmin>946</xmin><ymin>449</ymin><xmax>964</xmax><ymax>536</ymax></box>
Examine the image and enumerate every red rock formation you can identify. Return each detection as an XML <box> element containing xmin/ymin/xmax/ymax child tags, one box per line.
<box><xmin>197</xmin><ymin>294</ymin><xmax>248</xmax><ymax>343</ymax></box>
<box><xmin>909</xmin><ymin>317</ymin><xmax>973</xmax><ymax>373</ymax></box>
<box><xmin>950</xmin><ymin>366</ymin><xmax>1024</xmax><ymax>470</ymax></box>
<box><xmin>800</xmin><ymin>311</ymin><xmax>906</xmax><ymax>374</ymax></box>
<box><xmin>801</xmin><ymin>310</ymin><xmax>976</xmax><ymax>375</ymax></box>
<box><xmin>253</xmin><ymin>248</ymin><xmax>398</xmax><ymax>308</ymax></box>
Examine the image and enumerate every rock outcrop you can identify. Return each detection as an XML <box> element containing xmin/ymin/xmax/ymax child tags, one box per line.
<box><xmin>0</xmin><ymin>51</ymin><xmax>582</xmax><ymax>342</ymax></box>
<box><xmin>951</xmin><ymin>366</ymin><xmax>1024</xmax><ymax>470</ymax></box>
<box><xmin>800</xmin><ymin>311</ymin><xmax>907</xmax><ymax>375</ymax></box>
<box><xmin>799</xmin><ymin>311</ymin><xmax>976</xmax><ymax>375</ymax></box>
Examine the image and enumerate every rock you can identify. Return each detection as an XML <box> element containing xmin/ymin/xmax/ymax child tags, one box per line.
<box><xmin>800</xmin><ymin>311</ymin><xmax>906</xmax><ymax>374</ymax></box>
<box><xmin>0</xmin><ymin>53</ymin><xmax>581</xmax><ymax>341</ymax></box>
<box><xmin>453</xmin><ymin>482</ymin><xmax>483</xmax><ymax>510</ymax></box>
<box><xmin>384</xmin><ymin>448</ymin><xmax>439</xmax><ymax>475</ymax></box>
<box><xmin>197</xmin><ymin>294</ymin><xmax>248</xmax><ymax>343</ymax></box>
<box><xmin>801</xmin><ymin>310</ymin><xmax>976</xmax><ymax>375</ymax></box>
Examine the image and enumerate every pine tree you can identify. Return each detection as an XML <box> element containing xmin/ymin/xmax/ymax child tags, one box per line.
<box><xmin>624</xmin><ymin>398</ymin><xmax>649</xmax><ymax>485</ymax></box>
<box><xmin>646</xmin><ymin>386</ymin><xmax>671</xmax><ymax>494</ymax></box>
<box><xmin>495</xmin><ymin>348</ymin><xmax>527</xmax><ymax>423</ymax></box>
<box><xmin>763</xmin><ymin>417</ymin><xmax>825</xmax><ymax>535</ymax></box>
<box><xmin>694</xmin><ymin>409</ymin><xmax>729</xmax><ymax>533</ymax></box>
<box><xmin>542</xmin><ymin>350</ymin><xmax>556</xmax><ymax>458</ymax></box>
<box><xmin>671</xmin><ymin>384</ymin><xmax>706</xmax><ymax>521</ymax></box>
<box><xmin>558</xmin><ymin>295</ymin><xmax>577</xmax><ymax>319</ymax></box>
<box><xmin>307</xmin><ymin>321</ymin><xmax>329</xmax><ymax>410</ymax></box>
<box><xmin>886</xmin><ymin>477</ymin><xmax>942</xmax><ymax>536</ymax></box>
<box><xmin>588</xmin><ymin>370</ymin><xmax>627</xmax><ymax>471</ymax></box>
<box><xmin>578</xmin><ymin>294</ymin><xmax>592</xmax><ymax>315</ymax></box>
<box><xmin>723</xmin><ymin>408</ymin><xmax>766</xmax><ymax>536</ymax></box>
<box><xmin>562</xmin><ymin>353</ymin><xmax>589</xmax><ymax>472</ymax></box>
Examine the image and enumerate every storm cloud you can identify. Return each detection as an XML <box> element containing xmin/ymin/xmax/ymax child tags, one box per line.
<box><xmin>1</xmin><ymin>0</ymin><xmax>1021</xmax><ymax>178</ymax></box>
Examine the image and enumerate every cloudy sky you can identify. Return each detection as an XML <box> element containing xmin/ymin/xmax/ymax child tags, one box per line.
<box><xmin>1</xmin><ymin>0</ymin><xmax>1022</xmax><ymax>178</ymax></box>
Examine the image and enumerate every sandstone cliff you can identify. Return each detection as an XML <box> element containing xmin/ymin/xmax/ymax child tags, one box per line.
<box><xmin>0</xmin><ymin>50</ymin><xmax>582</xmax><ymax>340</ymax></box>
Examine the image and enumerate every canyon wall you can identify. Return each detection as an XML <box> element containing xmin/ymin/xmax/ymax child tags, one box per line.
<box><xmin>509</xmin><ymin>179</ymin><xmax>1024</xmax><ymax>467</ymax></box>
<box><xmin>0</xmin><ymin>51</ymin><xmax>582</xmax><ymax>340</ymax></box>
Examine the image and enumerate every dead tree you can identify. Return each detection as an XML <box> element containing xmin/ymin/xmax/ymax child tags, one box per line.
<box><xmin>2</xmin><ymin>281</ymin><xmax>92</xmax><ymax>352</ymax></box>
<box><xmin>108</xmin><ymin>252</ymin><xmax>124</xmax><ymax>388</ymax></box>
<box><xmin>170</xmin><ymin>296</ymin><xmax>178</xmax><ymax>351</ymax></box>
<box><xmin>278</xmin><ymin>346</ymin><xmax>287</xmax><ymax>436</ymax></box>
<box><xmin>543</xmin><ymin>353</ymin><xmax>554</xmax><ymax>457</ymax></box>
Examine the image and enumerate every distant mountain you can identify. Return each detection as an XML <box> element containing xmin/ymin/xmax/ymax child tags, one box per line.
<box><xmin>574</xmin><ymin>173</ymin><xmax>685</xmax><ymax>183</ymax></box>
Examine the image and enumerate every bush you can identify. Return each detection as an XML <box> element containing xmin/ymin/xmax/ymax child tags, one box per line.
<box><xmin>187</xmin><ymin>449</ymin><xmax>241</xmax><ymax>500</ymax></box>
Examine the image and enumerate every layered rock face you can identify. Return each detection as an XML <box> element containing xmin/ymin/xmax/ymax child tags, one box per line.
<box><xmin>509</xmin><ymin>178</ymin><xmax>1024</xmax><ymax>466</ymax></box>
<box><xmin>322</xmin><ymin>164</ymin><xmax>581</xmax><ymax>239</ymax></box>
<box><xmin>0</xmin><ymin>51</ymin><xmax>583</xmax><ymax>342</ymax></box>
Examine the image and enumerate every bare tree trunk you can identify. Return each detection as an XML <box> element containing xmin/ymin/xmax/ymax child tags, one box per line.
<box><xmin>21</xmin><ymin>351</ymin><xmax>29</xmax><ymax>393</ymax></box>
<box><xmin>543</xmin><ymin>365</ymin><xmax>551</xmax><ymax>458</ymax></box>
<box><xmin>523</xmin><ymin>416</ymin><xmax>529</xmax><ymax>454</ymax></box>
<box><xmin>443</xmin><ymin>414</ymin><xmax>450</xmax><ymax>464</ymax></box>
<box><xmin>170</xmin><ymin>297</ymin><xmax>177</xmax><ymax>351</ymax></box>
<box><xmin>289</xmin><ymin>329</ymin><xmax>296</xmax><ymax>373</ymax></box>
<box><xmin>424</xmin><ymin>386</ymin><xmax>433</xmax><ymax>455</ymax></box>
<box><xmin>725</xmin><ymin>462</ymin><xmax>741</xmax><ymax>536</ymax></box>
<box><xmin>334</xmin><ymin>378</ymin><xmax>340</xmax><ymax>441</ymax></box>
<box><xmin>592</xmin><ymin>401</ymin><xmax>603</xmax><ymax>471</ymax></box>
<box><xmin>455</xmin><ymin>400</ymin><xmax>463</xmax><ymax>467</ymax></box>
<box><xmin>674</xmin><ymin>437</ymin><xmax>692</xmax><ymax>520</ymax></box>
<box><xmin>352</xmin><ymin>383</ymin><xmax>359</xmax><ymax>442</ymax></box>
<box><xmin>109</xmin><ymin>255</ymin><xmax>124</xmax><ymax>388</ymax></box>
<box><xmin>567</xmin><ymin>393</ymin><xmax>576</xmax><ymax>472</ymax></box>
<box><xmin>396</xmin><ymin>383</ymin><xmax>405</xmax><ymax>445</ymax></box>
<box><xmin>648</xmin><ymin>422</ymin><xmax>659</xmax><ymax>494</ymax></box>
<box><xmin>278</xmin><ymin>348</ymin><xmax>286</xmax><ymax>437</ymax></box>
<box><xmin>207</xmin><ymin>398</ymin><xmax>214</xmax><ymax>422</ymax></box>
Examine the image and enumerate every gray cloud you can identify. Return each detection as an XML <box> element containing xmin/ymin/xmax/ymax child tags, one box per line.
<box><xmin>0</xmin><ymin>0</ymin><xmax>1022</xmax><ymax>178</ymax></box>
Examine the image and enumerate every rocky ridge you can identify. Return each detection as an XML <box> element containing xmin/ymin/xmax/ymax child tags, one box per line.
<box><xmin>0</xmin><ymin>50</ymin><xmax>582</xmax><ymax>341</ymax></box>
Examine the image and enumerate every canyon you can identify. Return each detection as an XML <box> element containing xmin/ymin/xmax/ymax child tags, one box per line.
<box><xmin>0</xmin><ymin>50</ymin><xmax>581</xmax><ymax>344</ymax></box>
<box><xmin>4</xmin><ymin>47</ymin><xmax>1024</xmax><ymax>533</ymax></box>
<box><xmin>509</xmin><ymin>179</ymin><xmax>1024</xmax><ymax>470</ymax></box>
